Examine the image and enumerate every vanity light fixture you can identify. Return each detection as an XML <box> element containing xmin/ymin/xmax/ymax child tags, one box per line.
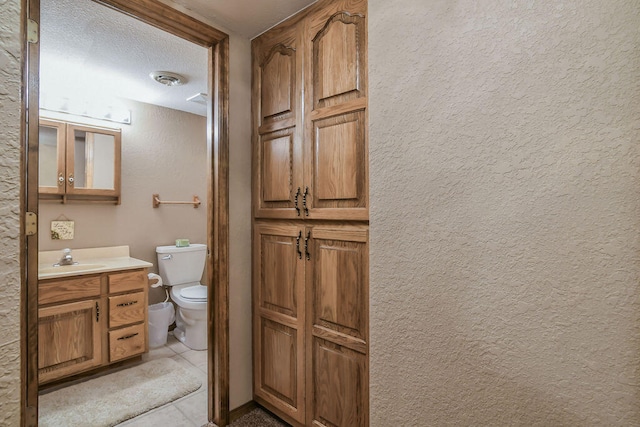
<box><xmin>40</xmin><ymin>96</ymin><xmax>131</xmax><ymax>124</ymax></box>
<box><xmin>150</xmin><ymin>71</ymin><xmax>186</xmax><ymax>86</ymax></box>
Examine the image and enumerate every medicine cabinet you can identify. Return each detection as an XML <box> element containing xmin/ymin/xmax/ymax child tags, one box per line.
<box><xmin>39</xmin><ymin>119</ymin><xmax>122</xmax><ymax>204</ymax></box>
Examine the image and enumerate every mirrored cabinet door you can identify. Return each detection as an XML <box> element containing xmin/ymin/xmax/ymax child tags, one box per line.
<box><xmin>66</xmin><ymin>124</ymin><xmax>121</xmax><ymax>196</ymax></box>
<box><xmin>38</xmin><ymin>119</ymin><xmax>66</xmax><ymax>195</ymax></box>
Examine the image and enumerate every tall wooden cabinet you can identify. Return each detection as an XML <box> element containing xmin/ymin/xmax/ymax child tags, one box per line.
<box><xmin>252</xmin><ymin>0</ymin><xmax>368</xmax><ymax>425</ymax></box>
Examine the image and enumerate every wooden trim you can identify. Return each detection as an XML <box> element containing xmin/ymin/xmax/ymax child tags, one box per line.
<box><xmin>208</xmin><ymin>36</ymin><xmax>231</xmax><ymax>427</ymax></box>
<box><xmin>22</xmin><ymin>0</ymin><xmax>230</xmax><ymax>425</ymax></box>
<box><xmin>229</xmin><ymin>400</ymin><xmax>258</xmax><ymax>423</ymax></box>
<box><xmin>92</xmin><ymin>0</ymin><xmax>227</xmax><ymax>47</ymax></box>
<box><xmin>22</xmin><ymin>0</ymin><xmax>40</xmax><ymax>423</ymax></box>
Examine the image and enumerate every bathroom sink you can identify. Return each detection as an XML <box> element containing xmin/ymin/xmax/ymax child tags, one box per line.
<box><xmin>39</xmin><ymin>264</ymin><xmax>106</xmax><ymax>274</ymax></box>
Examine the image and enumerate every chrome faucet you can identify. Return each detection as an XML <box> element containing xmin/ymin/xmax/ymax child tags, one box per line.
<box><xmin>54</xmin><ymin>248</ymin><xmax>77</xmax><ymax>266</ymax></box>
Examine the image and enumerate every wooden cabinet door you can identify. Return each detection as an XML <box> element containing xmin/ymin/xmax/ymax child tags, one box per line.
<box><xmin>38</xmin><ymin>119</ymin><xmax>66</xmax><ymax>195</ymax></box>
<box><xmin>38</xmin><ymin>299</ymin><xmax>102</xmax><ymax>384</ymax></box>
<box><xmin>253</xmin><ymin>19</ymin><xmax>305</xmax><ymax>219</ymax></box>
<box><xmin>304</xmin><ymin>0</ymin><xmax>368</xmax><ymax>221</ymax></box>
<box><xmin>306</xmin><ymin>224</ymin><xmax>369</xmax><ymax>426</ymax></box>
<box><xmin>253</xmin><ymin>222</ymin><xmax>306</xmax><ymax>424</ymax></box>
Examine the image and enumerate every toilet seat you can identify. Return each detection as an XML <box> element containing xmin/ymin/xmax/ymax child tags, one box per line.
<box><xmin>180</xmin><ymin>285</ymin><xmax>207</xmax><ymax>301</ymax></box>
<box><xmin>170</xmin><ymin>283</ymin><xmax>207</xmax><ymax>310</ymax></box>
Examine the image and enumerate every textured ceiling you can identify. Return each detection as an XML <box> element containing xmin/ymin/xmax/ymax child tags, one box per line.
<box><xmin>40</xmin><ymin>0</ymin><xmax>316</xmax><ymax>117</ymax></box>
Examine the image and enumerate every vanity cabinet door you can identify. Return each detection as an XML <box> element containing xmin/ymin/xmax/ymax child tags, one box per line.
<box><xmin>38</xmin><ymin>298</ymin><xmax>102</xmax><ymax>384</ymax></box>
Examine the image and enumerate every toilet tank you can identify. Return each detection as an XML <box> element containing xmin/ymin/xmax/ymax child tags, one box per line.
<box><xmin>156</xmin><ymin>244</ymin><xmax>207</xmax><ymax>286</ymax></box>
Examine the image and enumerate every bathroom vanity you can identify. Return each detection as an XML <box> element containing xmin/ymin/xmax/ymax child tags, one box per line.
<box><xmin>37</xmin><ymin>246</ymin><xmax>152</xmax><ymax>385</ymax></box>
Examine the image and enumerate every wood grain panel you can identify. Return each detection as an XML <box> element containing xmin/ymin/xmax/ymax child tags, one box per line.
<box><xmin>262</xmin><ymin>131</ymin><xmax>293</xmax><ymax>203</ymax></box>
<box><xmin>311</xmin><ymin>9</ymin><xmax>366</xmax><ymax>109</ymax></box>
<box><xmin>317</xmin><ymin>244</ymin><xmax>360</xmax><ymax>333</ymax></box>
<box><xmin>108</xmin><ymin>269</ymin><xmax>147</xmax><ymax>293</ymax></box>
<box><xmin>261</xmin><ymin>319</ymin><xmax>297</xmax><ymax>405</ymax></box>
<box><xmin>38</xmin><ymin>299</ymin><xmax>102</xmax><ymax>384</ymax></box>
<box><xmin>261</xmin><ymin>235</ymin><xmax>298</xmax><ymax>316</ymax></box>
<box><xmin>310</xmin><ymin>226</ymin><xmax>368</xmax><ymax>341</ymax></box>
<box><xmin>316</xmin><ymin>118</ymin><xmax>358</xmax><ymax>200</ymax></box>
<box><xmin>309</xmin><ymin>111</ymin><xmax>367</xmax><ymax>217</ymax></box>
<box><xmin>108</xmin><ymin>323</ymin><xmax>146</xmax><ymax>362</ymax></box>
<box><xmin>317</xmin><ymin>18</ymin><xmax>358</xmax><ymax>102</ymax></box>
<box><xmin>38</xmin><ymin>275</ymin><xmax>102</xmax><ymax>305</ymax></box>
<box><xmin>310</xmin><ymin>338</ymin><xmax>366</xmax><ymax>427</ymax></box>
<box><xmin>261</xmin><ymin>45</ymin><xmax>295</xmax><ymax>121</ymax></box>
<box><xmin>108</xmin><ymin>291</ymin><xmax>145</xmax><ymax>328</ymax></box>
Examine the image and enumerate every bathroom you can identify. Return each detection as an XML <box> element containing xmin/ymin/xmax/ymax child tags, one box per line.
<box><xmin>36</xmin><ymin>0</ymin><xmax>215</xmax><ymax>424</ymax></box>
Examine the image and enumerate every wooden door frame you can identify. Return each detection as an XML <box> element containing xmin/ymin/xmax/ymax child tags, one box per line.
<box><xmin>20</xmin><ymin>0</ymin><xmax>230</xmax><ymax>425</ymax></box>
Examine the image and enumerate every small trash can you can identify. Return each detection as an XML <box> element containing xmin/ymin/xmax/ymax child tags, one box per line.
<box><xmin>148</xmin><ymin>302</ymin><xmax>175</xmax><ymax>348</ymax></box>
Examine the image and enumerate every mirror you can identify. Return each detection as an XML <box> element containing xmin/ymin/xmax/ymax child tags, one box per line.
<box><xmin>71</xmin><ymin>129</ymin><xmax>116</xmax><ymax>190</ymax></box>
<box><xmin>39</xmin><ymin>123</ymin><xmax>62</xmax><ymax>188</ymax></box>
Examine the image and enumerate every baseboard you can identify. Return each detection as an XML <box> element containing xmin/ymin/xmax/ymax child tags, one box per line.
<box><xmin>229</xmin><ymin>400</ymin><xmax>258</xmax><ymax>423</ymax></box>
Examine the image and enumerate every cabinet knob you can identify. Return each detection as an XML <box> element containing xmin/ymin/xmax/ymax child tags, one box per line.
<box><xmin>68</xmin><ymin>174</ymin><xmax>74</xmax><ymax>186</ymax></box>
<box><xmin>58</xmin><ymin>174</ymin><xmax>64</xmax><ymax>186</ymax></box>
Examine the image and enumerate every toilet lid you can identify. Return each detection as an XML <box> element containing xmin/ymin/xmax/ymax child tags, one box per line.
<box><xmin>180</xmin><ymin>285</ymin><xmax>207</xmax><ymax>301</ymax></box>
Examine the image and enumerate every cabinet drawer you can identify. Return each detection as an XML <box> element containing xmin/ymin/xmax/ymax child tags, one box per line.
<box><xmin>39</xmin><ymin>275</ymin><xmax>102</xmax><ymax>305</ymax></box>
<box><xmin>108</xmin><ymin>269</ymin><xmax>146</xmax><ymax>293</ymax></box>
<box><xmin>109</xmin><ymin>292</ymin><xmax>145</xmax><ymax>328</ymax></box>
<box><xmin>109</xmin><ymin>323</ymin><xmax>145</xmax><ymax>362</ymax></box>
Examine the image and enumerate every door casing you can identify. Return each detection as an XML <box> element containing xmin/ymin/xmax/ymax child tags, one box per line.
<box><xmin>19</xmin><ymin>1</ymin><xmax>230</xmax><ymax>425</ymax></box>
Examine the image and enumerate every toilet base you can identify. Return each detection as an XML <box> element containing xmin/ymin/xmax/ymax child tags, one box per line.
<box><xmin>175</xmin><ymin>306</ymin><xmax>207</xmax><ymax>350</ymax></box>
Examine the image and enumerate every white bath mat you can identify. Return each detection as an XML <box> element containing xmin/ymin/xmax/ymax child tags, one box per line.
<box><xmin>39</xmin><ymin>357</ymin><xmax>202</xmax><ymax>427</ymax></box>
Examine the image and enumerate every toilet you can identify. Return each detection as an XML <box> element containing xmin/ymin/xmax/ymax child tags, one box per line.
<box><xmin>156</xmin><ymin>243</ymin><xmax>208</xmax><ymax>350</ymax></box>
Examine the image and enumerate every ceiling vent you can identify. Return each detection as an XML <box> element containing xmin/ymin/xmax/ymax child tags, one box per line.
<box><xmin>150</xmin><ymin>71</ymin><xmax>186</xmax><ymax>86</ymax></box>
<box><xmin>187</xmin><ymin>92</ymin><xmax>208</xmax><ymax>105</ymax></box>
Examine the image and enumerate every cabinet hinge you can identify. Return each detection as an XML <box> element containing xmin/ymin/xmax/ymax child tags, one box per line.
<box><xmin>27</xmin><ymin>19</ymin><xmax>39</xmax><ymax>44</ymax></box>
<box><xmin>25</xmin><ymin>212</ymin><xmax>37</xmax><ymax>236</ymax></box>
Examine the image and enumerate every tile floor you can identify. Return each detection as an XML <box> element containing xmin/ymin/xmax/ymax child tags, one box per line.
<box><xmin>115</xmin><ymin>331</ymin><xmax>210</xmax><ymax>427</ymax></box>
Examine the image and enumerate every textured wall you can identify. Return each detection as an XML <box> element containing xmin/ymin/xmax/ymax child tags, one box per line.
<box><xmin>39</xmin><ymin>102</ymin><xmax>208</xmax><ymax>304</ymax></box>
<box><xmin>369</xmin><ymin>1</ymin><xmax>640</xmax><ymax>425</ymax></box>
<box><xmin>0</xmin><ymin>0</ymin><xmax>22</xmax><ymax>424</ymax></box>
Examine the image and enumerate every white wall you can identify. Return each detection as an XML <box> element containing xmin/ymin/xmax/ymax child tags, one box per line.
<box><xmin>226</xmin><ymin>33</ymin><xmax>253</xmax><ymax>411</ymax></box>
<box><xmin>0</xmin><ymin>0</ymin><xmax>22</xmax><ymax>424</ymax></box>
<box><xmin>39</xmin><ymin>100</ymin><xmax>208</xmax><ymax>304</ymax></box>
<box><xmin>369</xmin><ymin>0</ymin><xmax>640</xmax><ymax>425</ymax></box>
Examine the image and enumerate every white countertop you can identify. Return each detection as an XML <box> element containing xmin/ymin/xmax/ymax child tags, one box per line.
<box><xmin>38</xmin><ymin>246</ymin><xmax>153</xmax><ymax>280</ymax></box>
